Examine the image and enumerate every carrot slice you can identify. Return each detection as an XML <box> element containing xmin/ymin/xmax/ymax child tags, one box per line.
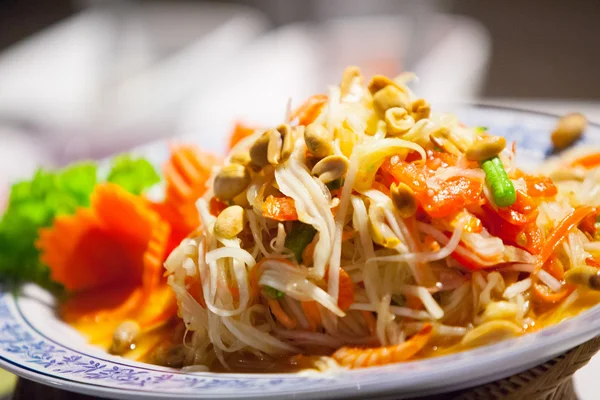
<box><xmin>91</xmin><ymin>184</ymin><xmax>170</xmax><ymax>292</ymax></box>
<box><xmin>162</xmin><ymin>143</ymin><xmax>221</xmax><ymax>232</ymax></box>
<box><xmin>333</xmin><ymin>324</ymin><xmax>433</xmax><ymax>368</ymax></box>
<box><xmin>228</xmin><ymin>121</ymin><xmax>256</xmax><ymax>150</ymax></box>
<box><xmin>38</xmin><ymin>184</ymin><xmax>167</xmax><ymax>292</ymax></box>
<box><xmin>38</xmin><ymin>183</ymin><xmax>176</xmax><ymax>331</ymax></box>
<box><xmin>288</xmin><ymin>94</ymin><xmax>328</xmax><ymax>126</ymax></box>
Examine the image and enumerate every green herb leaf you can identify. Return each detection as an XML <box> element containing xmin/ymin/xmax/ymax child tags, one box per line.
<box><xmin>284</xmin><ymin>221</ymin><xmax>317</xmax><ymax>263</ymax></box>
<box><xmin>262</xmin><ymin>285</ymin><xmax>285</xmax><ymax>299</ymax></box>
<box><xmin>107</xmin><ymin>155</ymin><xmax>160</xmax><ymax>195</ymax></box>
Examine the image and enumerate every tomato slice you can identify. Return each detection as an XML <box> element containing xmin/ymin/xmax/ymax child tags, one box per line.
<box><xmin>513</xmin><ymin>169</ymin><xmax>557</xmax><ymax>198</ymax></box>
<box><xmin>262</xmin><ymin>195</ymin><xmax>299</xmax><ymax>221</ymax></box>
<box><xmin>450</xmin><ymin>248</ymin><xmax>489</xmax><ymax>271</ymax></box>
<box><xmin>479</xmin><ymin>206</ymin><xmax>542</xmax><ymax>254</ymax></box>
<box><xmin>490</xmin><ymin>190</ymin><xmax>538</xmax><ymax>226</ymax></box>
<box><xmin>585</xmin><ymin>257</ymin><xmax>600</xmax><ymax>268</ymax></box>
<box><xmin>209</xmin><ymin>197</ymin><xmax>228</xmax><ymax>216</ymax></box>
<box><xmin>523</xmin><ymin>175</ymin><xmax>557</xmax><ymax>198</ymax></box>
<box><xmin>381</xmin><ymin>156</ymin><xmax>483</xmax><ymax>219</ymax></box>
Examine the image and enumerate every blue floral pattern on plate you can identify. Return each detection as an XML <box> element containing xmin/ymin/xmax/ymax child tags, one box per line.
<box><xmin>1</xmin><ymin>106</ymin><xmax>600</xmax><ymax>399</ymax></box>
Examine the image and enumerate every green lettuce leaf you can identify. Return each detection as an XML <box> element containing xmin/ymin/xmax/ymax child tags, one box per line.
<box><xmin>107</xmin><ymin>155</ymin><xmax>160</xmax><ymax>195</ymax></box>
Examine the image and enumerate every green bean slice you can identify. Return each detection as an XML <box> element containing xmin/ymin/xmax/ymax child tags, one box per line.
<box><xmin>481</xmin><ymin>156</ymin><xmax>516</xmax><ymax>207</ymax></box>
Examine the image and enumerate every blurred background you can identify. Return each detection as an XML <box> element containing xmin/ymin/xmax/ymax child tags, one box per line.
<box><xmin>0</xmin><ymin>0</ymin><xmax>599</xmax><ymax>191</ymax></box>
<box><xmin>0</xmin><ymin>0</ymin><xmax>599</xmax><ymax>398</ymax></box>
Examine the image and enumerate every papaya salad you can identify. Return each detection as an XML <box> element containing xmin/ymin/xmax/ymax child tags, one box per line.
<box><xmin>1</xmin><ymin>66</ymin><xmax>599</xmax><ymax>373</ymax></box>
<box><xmin>157</xmin><ymin>67</ymin><xmax>600</xmax><ymax>372</ymax></box>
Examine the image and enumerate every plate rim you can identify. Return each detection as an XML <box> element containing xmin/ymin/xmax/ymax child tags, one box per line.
<box><xmin>2</xmin><ymin>104</ymin><xmax>600</xmax><ymax>400</ymax></box>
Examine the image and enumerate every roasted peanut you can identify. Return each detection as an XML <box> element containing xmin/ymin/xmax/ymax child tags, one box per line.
<box><xmin>111</xmin><ymin>320</ymin><xmax>140</xmax><ymax>355</ymax></box>
<box><xmin>249</xmin><ymin>131</ymin><xmax>271</xmax><ymax>168</ymax></box>
<box><xmin>367</xmin><ymin>75</ymin><xmax>398</xmax><ymax>95</ymax></box>
<box><xmin>214</xmin><ymin>205</ymin><xmax>246</xmax><ymax>239</ymax></box>
<box><xmin>411</xmin><ymin>98</ymin><xmax>431</xmax><ymax>121</ymax></box>
<box><xmin>311</xmin><ymin>155</ymin><xmax>349</xmax><ymax>184</ymax></box>
<box><xmin>305</xmin><ymin>123</ymin><xmax>333</xmax><ymax>158</ymax></box>
<box><xmin>551</xmin><ymin>113</ymin><xmax>587</xmax><ymax>149</ymax></box>
<box><xmin>465</xmin><ymin>136</ymin><xmax>507</xmax><ymax>161</ymax></box>
<box><xmin>390</xmin><ymin>182</ymin><xmax>418</xmax><ymax>218</ymax></box>
<box><xmin>385</xmin><ymin>107</ymin><xmax>415</xmax><ymax>136</ymax></box>
<box><xmin>213</xmin><ymin>163</ymin><xmax>251</xmax><ymax>201</ymax></box>
<box><xmin>373</xmin><ymin>85</ymin><xmax>410</xmax><ymax>117</ymax></box>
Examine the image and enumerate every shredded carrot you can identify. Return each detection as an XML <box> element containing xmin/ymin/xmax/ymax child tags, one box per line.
<box><xmin>532</xmin><ymin>283</ymin><xmax>575</xmax><ymax>305</ymax></box>
<box><xmin>342</xmin><ymin>229</ymin><xmax>357</xmax><ymax>242</ymax></box>
<box><xmin>337</xmin><ymin>267</ymin><xmax>355</xmax><ymax>311</ymax></box>
<box><xmin>248</xmin><ymin>263</ymin><xmax>261</xmax><ymax>301</ymax></box>
<box><xmin>570</xmin><ymin>152</ymin><xmax>600</xmax><ymax>169</ymax></box>
<box><xmin>332</xmin><ymin>324</ymin><xmax>433</xmax><ymax>368</ymax></box>
<box><xmin>324</xmin><ymin>267</ymin><xmax>354</xmax><ymax>311</ymax></box>
<box><xmin>288</xmin><ymin>94</ymin><xmax>328</xmax><ymax>126</ymax></box>
<box><xmin>535</xmin><ymin>206</ymin><xmax>596</xmax><ymax>273</ymax></box>
<box><xmin>301</xmin><ymin>301</ymin><xmax>322</xmax><ymax>331</ymax></box>
<box><xmin>586</xmin><ymin>257</ymin><xmax>600</xmax><ymax>268</ymax></box>
<box><xmin>262</xmin><ymin>195</ymin><xmax>299</xmax><ymax>221</ymax></box>
<box><xmin>361</xmin><ymin>310</ymin><xmax>377</xmax><ymax>336</ymax></box>
<box><xmin>301</xmin><ymin>235</ymin><xmax>318</xmax><ymax>266</ymax></box>
<box><xmin>228</xmin><ymin>121</ymin><xmax>256</xmax><ymax>150</ymax></box>
<box><xmin>544</xmin><ymin>255</ymin><xmax>565</xmax><ymax>280</ymax></box>
<box><xmin>268</xmin><ymin>299</ymin><xmax>297</xmax><ymax>329</ymax></box>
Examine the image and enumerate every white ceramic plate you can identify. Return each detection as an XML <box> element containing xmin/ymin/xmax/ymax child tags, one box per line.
<box><xmin>1</xmin><ymin>106</ymin><xmax>600</xmax><ymax>399</ymax></box>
